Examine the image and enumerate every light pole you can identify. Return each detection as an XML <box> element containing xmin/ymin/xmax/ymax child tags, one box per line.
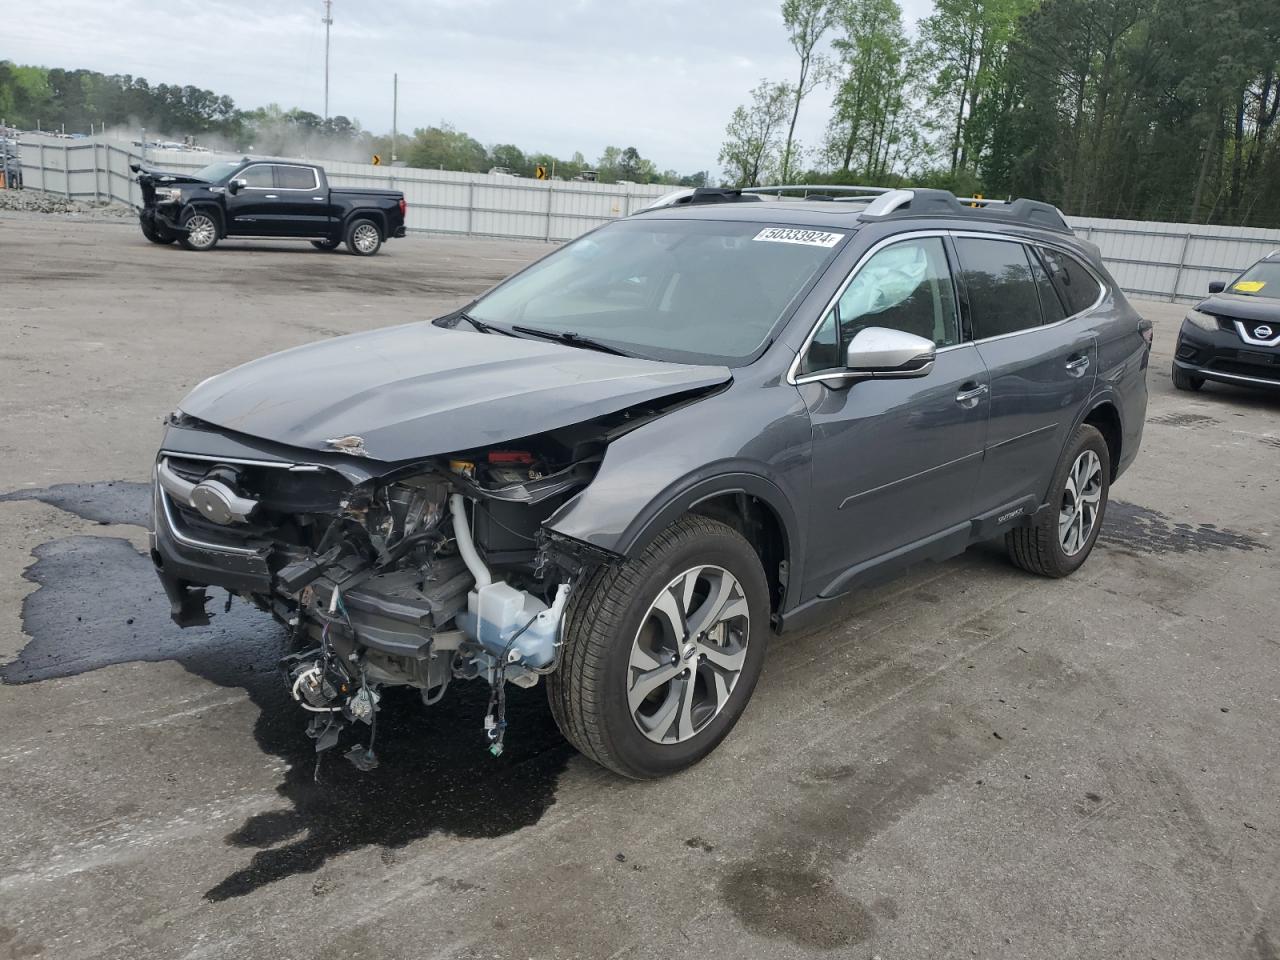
<box><xmin>322</xmin><ymin>0</ymin><xmax>334</xmax><ymax>122</ymax></box>
<box><xmin>392</xmin><ymin>73</ymin><xmax>398</xmax><ymax>163</ymax></box>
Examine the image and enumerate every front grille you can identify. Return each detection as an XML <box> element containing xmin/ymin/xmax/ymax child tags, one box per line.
<box><xmin>159</xmin><ymin>453</ymin><xmax>355</xmax><ymax>552</ymax></box>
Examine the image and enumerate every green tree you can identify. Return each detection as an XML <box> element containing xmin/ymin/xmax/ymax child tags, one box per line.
<box><xmin>780</xmin><ymin>0</ymin><xmax>836</xmax><ymax>182</ymax></box>
<box><xmin>718</xmin><ymin>80</ymin><xmax>793</xmax><ymax>186</ymax></box>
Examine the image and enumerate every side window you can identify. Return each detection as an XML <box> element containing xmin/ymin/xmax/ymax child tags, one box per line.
<box><xmin>238</xmin><ymin>165</ymin><xmax>273</xmax><ymax>188</ymax></box>
<box><xmin>1040</xmin><ymin>247</ymin><xmax>1102</xmax><ymax>316</ymax></box>
<box><xmin>275</xmin><ymin>165</ymin><xmax>318</xmax><ymax>190</ymax></box>
<box><xmin>1028</xmin><ymin>247</ymin><xmax>1067</xmax><ymax>324</ymax></box>
<box><xmin>802</xmin><ymin>237</ymin><xmax>959</xmax><ymax>374</ymax></box>
<box><xmin>954</xmin><ymin>237</ymin><xmax>1044</xmax><ymax>339</ymax></box>
<box><xmin>837</xmin><ymin>238</ymin><xmax>959</xmax><ymax>345</ymax></box>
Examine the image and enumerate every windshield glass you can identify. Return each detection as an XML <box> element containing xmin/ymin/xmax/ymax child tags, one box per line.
<box><xmin>191</xmin><ymin>160</ymin><xmax>241</xmax><ymax>183</ymax></box>
<box><xmin>1229</xmin><ymin>260</ymin><xmax>1280</xmax><ymax>298</ymax></box>
<box><xmin>468</xmin><ymin>218</ymin><xmax>849</xmax><ymax>365</ymax></box>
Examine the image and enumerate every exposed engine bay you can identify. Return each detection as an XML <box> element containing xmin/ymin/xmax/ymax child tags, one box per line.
<box><xmin>149</xmin><ymin>410</ymin><xmax>647</xmax><ymax>772</ymax></box>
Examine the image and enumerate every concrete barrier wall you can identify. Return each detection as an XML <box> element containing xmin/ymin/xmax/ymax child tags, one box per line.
<box><xmin>17</xmin><ymin>135</ymin><xmax>1280</xmax><ymax>302</ymax></box>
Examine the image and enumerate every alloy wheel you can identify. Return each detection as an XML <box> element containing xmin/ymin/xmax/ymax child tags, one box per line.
<box><xmin>627</xmin><ymin>565</ymin><xmax>751</xmax><ymax>745</ymax></box>
<box><xmin>185</xmin><ymin>214</ymin><xmax>216</xmax><ymax>249</ymax></box>
<box><xmin>1059</xmin><ymin>449</ymin><xmax>1103</xmax><ymax>556</ymax></box>
<box><xmin>352</xmin><ymin>223</ymin><xmax>380</xmax><ymax>253</ymax></box>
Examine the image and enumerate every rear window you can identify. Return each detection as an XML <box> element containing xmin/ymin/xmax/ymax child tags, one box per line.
<box><xmin>275</xmin><ymin>165</ymin><xmax>318</xmax><ymax>190</ymax></box>
<box><xmin>1229</xmin><ymin>260</ymin><xmax>1280</xmax><ymax>298</ymax></box>
<box><xmin>954</xmin><ymin>237</ymin><xmax>1043</xmax><ymax>339</ymax></box>
<box><xmin>1040</xmin><ymin>247</ymin><xmax>1102</xmax><ymax>315</ymax></box>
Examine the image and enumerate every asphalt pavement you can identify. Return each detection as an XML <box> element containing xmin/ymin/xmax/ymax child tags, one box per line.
<box><xmin>0</xmin><ymin>216</ymin><xmax>1277</xmax><ymax>960</ymax></box>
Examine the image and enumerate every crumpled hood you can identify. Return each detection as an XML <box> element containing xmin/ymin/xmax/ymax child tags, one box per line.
<box><xmin>131</xmin><ymin>164</ymin><xmax>212</xmax><ymax>186</ymax></box>
<box><xmin>178</xmin><ymin>322</ymin><xmax>731</xmax><ymax>462</ymax></box>
<box><xmin>1198</xmin><ymin>293</ymin><xmax>1280</xmax><ymax>324</ymax></box>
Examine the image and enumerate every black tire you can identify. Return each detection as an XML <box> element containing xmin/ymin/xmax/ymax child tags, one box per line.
<box><xmin>548</xmin><ymin>515</ymin><xmax>770</xmax><ymax>779</ymax></box>
<box><xmin>177</xmin><ymin>208</ymin><xmax>219</xmax><ymax>251</ymax></box>
<box><xmin>140</xmin><ymin>219</ymin><xmax>175</xmax><ymax>245</ymax></box>
<box><xmin>1171</xmin><ymin>362</ymin><xmax>1204</xmax><ymax>391</ymax></box>
<box><xmin>345</xmin><ymin>218</ymin><xmax>383</xmax><ymax>256</ymax></box>
<box><xmin>1006</xmin><ymin>423</ymin><xmax>1111</xmax><ymax>578</ymax></box>
<box><xmin>311</xmin><ymin>238</ymin><xmax>341</xmax><ymax>250</ymax></box>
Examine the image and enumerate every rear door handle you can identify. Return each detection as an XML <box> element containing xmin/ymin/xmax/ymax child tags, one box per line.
<box><xmin>263</xmin><ymin>194</ymin><xmax>278</xmax><ymax>199</ymax></box>
<box><xmin>1065</xmin><ymin>355</ymin><xmax>1090</xmax><ymax>377</ymax></box>
<box><xmin>955</xmin><ymin>383</ymin><xmax>989</xmax><ymax>407</ymax></box>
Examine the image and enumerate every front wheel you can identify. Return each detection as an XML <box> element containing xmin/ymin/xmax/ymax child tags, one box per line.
<box><xmin>548</xmin><ymin>515</ymin><xmax>770</xmax><ymax>779</ymax></box>
<box><xmin>140</xmin><ymin>219</ymin><xmax>175</xmax><ymax>244</ymax></box>
<box><xmin>178</xmin><ymin>209</ymin><xmax>219</xmax><ymax>251</ymax></box>
<box><xmin>1006</xmin><ymin>423</ymin><xmax>1110</xmax><ymax>578</ymax></box>
<box><xmin>1171</xmin><ymin>363</ymin><xmax>1204</xmax><ymax>391</ymax></box>
<box><xmin>345</xmin><ymin>218</ymin><xmax>383</xmax><ymax>256</ymax></box>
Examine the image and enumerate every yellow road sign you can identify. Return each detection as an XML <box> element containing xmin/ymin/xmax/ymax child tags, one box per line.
<box><xmin>372</xmin><ymin>154</ymin><xmax>382</xmax><ymax>166</ymax></box>
<box><xmin>535</xmin><ymin>165</ymin><xmax>547</xmax><ymax>180</ymax></box>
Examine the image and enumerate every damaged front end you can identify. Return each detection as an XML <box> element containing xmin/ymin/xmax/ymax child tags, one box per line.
<box><xmin>148</xmin><ymin>411</ymin><xmax>634</xmax><ymax>768</ymax></box>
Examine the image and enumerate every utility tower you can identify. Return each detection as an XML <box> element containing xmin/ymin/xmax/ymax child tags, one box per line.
<box><xmin>322</xmin><ymin>0</ymin><xmax>334</xmax><ymax>121</ymax></box>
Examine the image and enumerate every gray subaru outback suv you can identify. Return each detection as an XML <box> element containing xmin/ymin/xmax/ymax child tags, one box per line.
<box><xmin>150</xmin><ymin>186</ymin><xmax>1151</xmax><ymax>779</ymax></box>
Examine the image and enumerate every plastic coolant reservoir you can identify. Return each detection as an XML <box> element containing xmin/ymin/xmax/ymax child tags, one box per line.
<box><xmin>457</xmin><ymin>582</ymin><xmax>567</xmax><ymax>669</ymax></box>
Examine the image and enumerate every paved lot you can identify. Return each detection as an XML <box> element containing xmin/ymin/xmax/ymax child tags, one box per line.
<box><xmin>0</xmin><ymin>216</ymin><xmax>1277</xmax><ymax>960</ymax></box>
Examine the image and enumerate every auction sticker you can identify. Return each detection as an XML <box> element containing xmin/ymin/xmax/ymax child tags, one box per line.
<box><xmin>1234</xmin><ymin>280</ymin><xmax>1266</xmax><ymax>293</ymax></box>
<box><xmin>753</xmin><ymin>227</ymin><xmax>844</xmax><ymax>247</ymax></box>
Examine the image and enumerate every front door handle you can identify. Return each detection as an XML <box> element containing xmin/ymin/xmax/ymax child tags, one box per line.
<box><xmin>1065</xmin><ymin>355</ymin><xmax>1091</xmax><ymax>377</ymax></box>
<box><xmin>955</xmin><ymin>383</ymin><xmax>989</xmax><ymax>408</ymax></box>
<box><xmin>263</xmin><ymin>194</ymin><xmax>278</xmax><ymax>199</ymax></box>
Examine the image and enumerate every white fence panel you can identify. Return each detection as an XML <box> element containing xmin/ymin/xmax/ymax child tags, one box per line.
<box><xmin>15</xmin><ymin>136</ymin><xmax>1279</xmax><ymax>301</ymax></box>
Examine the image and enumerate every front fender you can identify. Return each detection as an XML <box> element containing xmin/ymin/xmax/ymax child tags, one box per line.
<box><xmin>543</xmin><ymin>377</ymin><xmax>813</xmax><ymax>608</ymax></box>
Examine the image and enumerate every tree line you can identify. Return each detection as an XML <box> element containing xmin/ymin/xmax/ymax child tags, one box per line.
<box><xmin>0</xmin><ymin>62</ymin><xmax>708</xmax><ymax>186</ymax></box>
<box><xmin>720</xmin><ymin>0</ymin><xmax>1280</xmax><ymax>227</ymax></box>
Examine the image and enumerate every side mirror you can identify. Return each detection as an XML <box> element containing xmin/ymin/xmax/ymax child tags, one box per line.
<box><xmin>228</xmin><ymin>178</ymin><xmax>246</xmax><ymax>195</ymax></box>
<box><xmin>845</xmin><ymin>327</ymin><xmax>936</xmax><ymax>378</ymax></box>
<box><xmin>1208</xmin><ymin>281</ymin><xmax>1225</xmax><ymax>294</ymax></box>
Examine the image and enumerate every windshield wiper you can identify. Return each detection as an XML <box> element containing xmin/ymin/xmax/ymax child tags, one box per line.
<box><xmin>449</xmin><ymin>311</ymin><xmax>513</xmax><ymax>336</ymax></box>
<box><xmin>510</xmin><ymin>325</ymin><xmax>632</xmax><ymax>357</ymax></box>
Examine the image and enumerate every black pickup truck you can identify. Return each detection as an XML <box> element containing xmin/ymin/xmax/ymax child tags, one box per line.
<box><xmin>132</xmin><ymin>157</ymin><xmax>406</xmax><ymax>255</ymax></box>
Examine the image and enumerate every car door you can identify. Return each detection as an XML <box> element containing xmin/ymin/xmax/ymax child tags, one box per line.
<box><xmin>797</xmin><ymin>233</ymin><xmax>991</xmax><ymax>600</ymax></box>
<box><xmin>268</xmin><ymin>164</ymin><xmax>331</xmax><ymax>236</ymax></box>
<box><xmin>222</xmin><ymin>162</ymin><xmax>276</xmax><ymax>236</ymax></box>
<box><xmin>955</xmin><ymin>235</ymin><xmax>1098</xmax><ymax>516</ymax></box>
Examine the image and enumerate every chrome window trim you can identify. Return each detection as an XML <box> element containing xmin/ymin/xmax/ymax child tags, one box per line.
<box><xmin>240</xmin><ymin>163</ymin><xmax>321</xmax><ymax>192</ymax></box>
<box><xmin>787</xmin><ymin>228</ymin><xmax>1110</xmax><ymax>384</ymax></box>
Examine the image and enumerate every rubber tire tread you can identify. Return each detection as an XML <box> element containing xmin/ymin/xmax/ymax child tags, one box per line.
<box><xmin>1171</xmin><ymin>363</ymin><xmax>1204</xmax><ymax>391</ymax></box>
<box><xmin>548</xmin><ymin>514</ymin><xmax>765</xmax><ymax>779</ymax></box>
<box><xmin>1005</xmin><ymin>423</ymin><xmax>1110</xmax><ymax>578</ymax></box>
<box><xmin>345</xmin><ymin>218</ymin><xmax>382</xmax><ymax>256</ymax></box>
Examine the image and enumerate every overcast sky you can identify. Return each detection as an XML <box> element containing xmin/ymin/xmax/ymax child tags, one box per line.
<box><xmin>10</xmin><ymin>0</ymin><xmax>933</xmax><ymax>175</ymax></box>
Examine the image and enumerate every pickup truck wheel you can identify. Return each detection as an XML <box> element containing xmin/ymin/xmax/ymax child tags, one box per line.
<box><xmin>311</xmin><ymin>238</ymin><xmax>341</xmax><ymax>250</ymax></box>
<box><xmin>178</xmin><ymin>210</ymin><xmax>218</xmax><ymax>251</ymax></box>
<box><xmin>548</xmin><ymin>515</ymin><xmax>770</xmax><ymax>779</ymax></box>
<box><xmin>141</xmin><ymin>220</ymin><xmax>175</xmax><ymax>244</ymax></box>
<box><xmin>1006</xmin><ymin>423</ymin><xmax>1110</xmax><ymax>578</ymax></box>
<box><xmin>345</xmin><ymin>219</ymin><xmax>383</xmax><ymax>256</ymax></box>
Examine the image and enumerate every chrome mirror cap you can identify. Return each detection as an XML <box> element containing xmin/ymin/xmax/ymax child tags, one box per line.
<box><xmin>845</xmin><ymin>327</ymin><xmax>936</xmax><ymax>378</ymax></box>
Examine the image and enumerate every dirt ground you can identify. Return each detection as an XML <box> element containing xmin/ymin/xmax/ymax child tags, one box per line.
<box><xmin>0</xmin><ymin>215</ymin><xmax>1277</xmax><ymax>960</ymax></box>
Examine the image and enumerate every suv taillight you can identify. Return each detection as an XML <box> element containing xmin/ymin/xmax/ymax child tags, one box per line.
<box><xmin>399</xmin><ymin>197</ymin><xmax>407</xmax><ymax>217</ymax></box>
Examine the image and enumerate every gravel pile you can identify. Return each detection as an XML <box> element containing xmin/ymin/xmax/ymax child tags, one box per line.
<box><xmin>0</xmin><ymin>190</ymin><xmax>134</xmax><ymax>218</ymax></box>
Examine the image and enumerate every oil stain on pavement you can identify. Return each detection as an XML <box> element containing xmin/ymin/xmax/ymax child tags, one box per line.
<box><xmin>1101</xmin><ymin>501</ymin><xmax>1267</xmax><ymax>554</ymax></box>
<box><xmin>1</xmin><ymin>482</ymin><xmax>572</xmax><ymax>902</ymax></box>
